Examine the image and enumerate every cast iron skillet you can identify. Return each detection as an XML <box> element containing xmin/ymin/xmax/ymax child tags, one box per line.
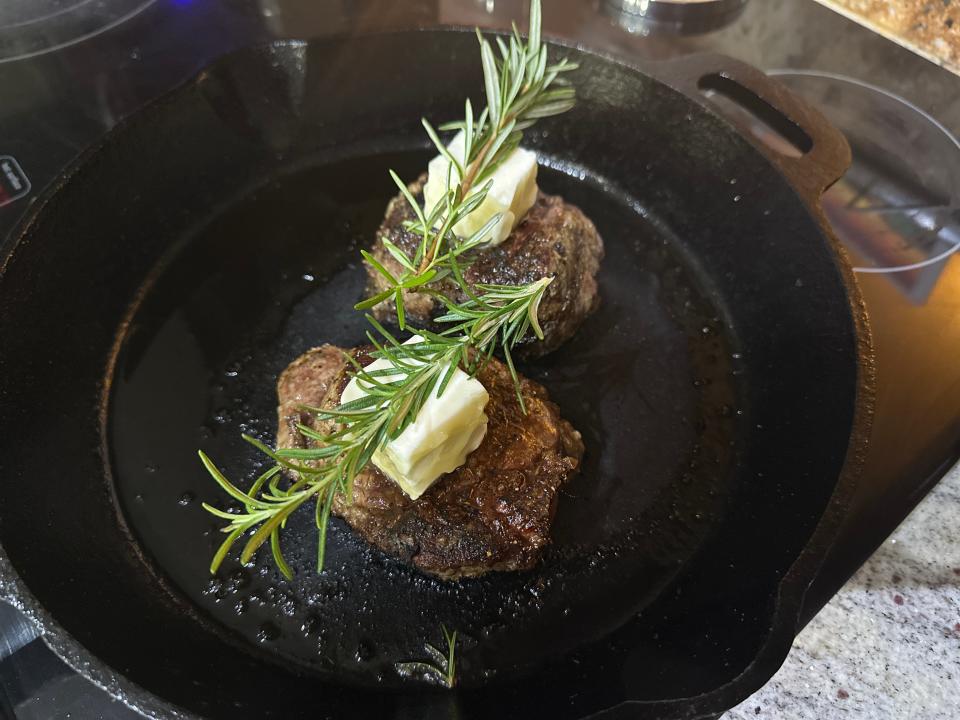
<box><xmin>0</xmin><ymin>32</ymin><xmax>873</xmax><ymax>720</ymax></box>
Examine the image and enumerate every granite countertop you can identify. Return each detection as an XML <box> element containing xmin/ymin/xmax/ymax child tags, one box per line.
<box><xmin>818</xmin><ymin>0</ymin><xmax>960</xmax><ymax>73</ymax></box>
<box><xmin>725</xmin><ymin>461</ymin><xmax>960</xmax><ymax>719</ymax></box>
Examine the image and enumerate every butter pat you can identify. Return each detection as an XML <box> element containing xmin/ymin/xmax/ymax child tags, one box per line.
<box><xmin>422</xmin><ymin>130</ymin><xmax>538</xmax><ymax>246</ymax></box>
<box><xmin>341</xmin><ymin>337</ymin><xmax>489</xmax><ymax>500</ymax></box>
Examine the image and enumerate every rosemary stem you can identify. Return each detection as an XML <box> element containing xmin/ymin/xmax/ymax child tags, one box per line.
<box><xmin>414</xmin><ymin>105</ymin><xmax>519</xmax><ymax>276</ymax></box>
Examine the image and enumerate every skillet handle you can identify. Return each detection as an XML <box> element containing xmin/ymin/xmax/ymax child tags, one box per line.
<box><xmin>652</xmin><ymin>53</ymin><xmax>851</xmax><ymax>206</ymax></box>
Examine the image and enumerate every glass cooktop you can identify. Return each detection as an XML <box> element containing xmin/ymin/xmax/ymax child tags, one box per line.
<box><xmin>1</xmin><ymin>0</ymin><xmax>958</xmax><ymax>717</ymax></box>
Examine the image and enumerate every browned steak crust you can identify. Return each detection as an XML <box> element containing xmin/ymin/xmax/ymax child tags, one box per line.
<box><xmin>276</xmin><ymin>345</ymin><xmax>585</xmax><ymax>580</ymax></box>
<box><xmin>367</xmin><ymin>174</ymin><xmax>604</xmax><ymax>357</ymax></box>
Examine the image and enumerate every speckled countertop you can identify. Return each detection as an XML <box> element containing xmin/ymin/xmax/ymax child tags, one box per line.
<box><xmin>818</xmin><ymin>0</ymin><xmax>960</xmax><ymax>72</ymax></box>
<box><xmin>725</xmin><ymin>461</ymin><xmax>960</xmax><ymax>719</ymax></box>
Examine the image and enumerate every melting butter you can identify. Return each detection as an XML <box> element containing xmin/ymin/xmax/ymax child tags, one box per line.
<box><xmin>422</xmin><ymin>130</ymin><xmax>538</xmax><ymax>247</ymax></box>
<box><xmin>341</xmin><ymin>336</ymin><xmax>489</xmax><ymax>500</ymax></box>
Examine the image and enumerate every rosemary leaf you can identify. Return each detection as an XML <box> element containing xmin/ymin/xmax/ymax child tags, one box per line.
<box><xmin>270</xmin><ymin>527</ymin><xmax>293</xmax><ymax>580</ymax></box>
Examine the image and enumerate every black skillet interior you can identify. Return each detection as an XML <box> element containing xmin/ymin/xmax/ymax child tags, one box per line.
<box><xmin>0</xmin><ymin>34</ymin><xmax>863</xmax><ymax>720</ymax></box>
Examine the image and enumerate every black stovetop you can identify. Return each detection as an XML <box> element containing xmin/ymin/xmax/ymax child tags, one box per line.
<box><xmin>1</xmin><ymin>1</ymin><xmax>959</xmax><ymax>717</ymax></box>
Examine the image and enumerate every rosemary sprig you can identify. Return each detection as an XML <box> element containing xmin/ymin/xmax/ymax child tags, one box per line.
<box><xmin>396</xmin><ymin>625</ymin><xmax>458</xmax><ymax>688</ymax></box>
<box><xmin>360</xmin><ymin>0</ymin><xmax>577</xmax><ymax>317</ymax></box>
<box><xmin>201</xmin><ymin>279</ymin><xmax>551</xmax><ymax>578</ymax></box>
<box><xmin>200</xmin><ymin>0</ymin><xmax>570</xmax><ymax>578</ymax></box>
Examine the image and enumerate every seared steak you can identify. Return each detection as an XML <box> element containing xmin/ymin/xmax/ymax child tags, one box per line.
<box><xmin>276</xmin><ymin>345</ymin><xmax>585</xmax><ymax>579</ymax></box>
<box><xmin>367</xmin><ymin>175</ymin><xmax>604</xmax><ymax>357</ymax></box>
